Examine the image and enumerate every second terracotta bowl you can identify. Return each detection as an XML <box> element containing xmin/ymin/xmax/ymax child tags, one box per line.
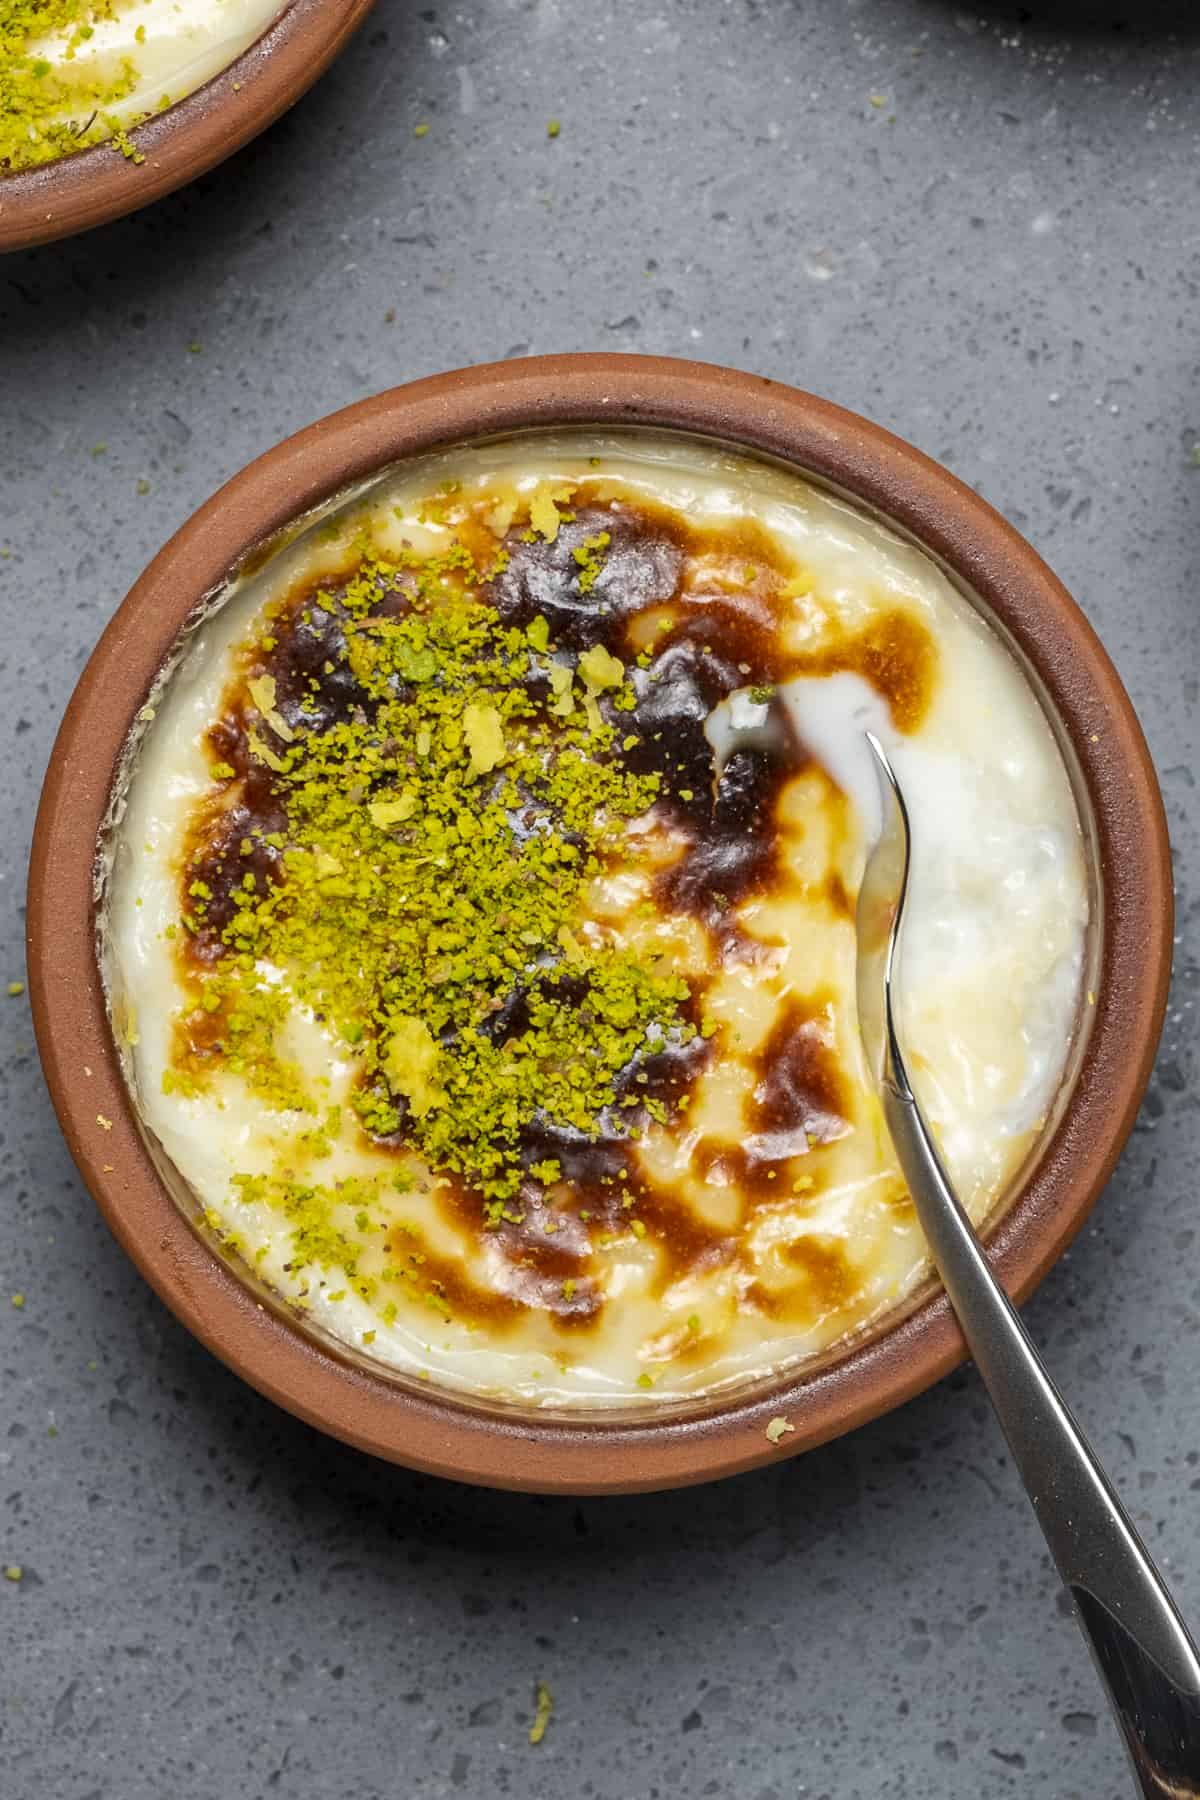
<box><xmin>27</xmin><ymin>355</ymin><xmax>1172</xmax><ymax>1493</ymax></box>
<box><xmin>0</xmin><ymin>0</ymin><xmax>375</xmax><ymax>253</ymax></box>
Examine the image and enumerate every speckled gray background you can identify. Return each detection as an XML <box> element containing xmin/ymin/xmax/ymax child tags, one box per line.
<box><xmin>2</xmin><ymin>1</ymin><xmax>1198</xmax><ymax>1795</ymax></box>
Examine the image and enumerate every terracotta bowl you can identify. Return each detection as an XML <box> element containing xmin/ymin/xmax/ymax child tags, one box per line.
<box><xmin>27</xmin><ymin>355</ymin><xmax>1172</xmax><ymax>1494</ymax></box>
<box><xmin>0</xmin><ymin>0</ymin><xmax>374</xmax><ymax>253</ymax></box>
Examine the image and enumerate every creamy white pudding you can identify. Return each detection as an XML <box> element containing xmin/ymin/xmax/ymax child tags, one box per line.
<box><xmin>103</xmin><ymin>432</ymin><xmax>1091</xmax><ymax>1407</ymax></box>
<box><xmin>1</xmin><ymin>0</ymin><xmax>283</xmax><ymax>174</ymax></box>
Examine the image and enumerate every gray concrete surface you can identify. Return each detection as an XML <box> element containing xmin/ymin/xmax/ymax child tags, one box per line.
<box><xmin>2</xmin><ymin>1</ymin><xmax>1198</xmax><ymax>1794</ymax></box>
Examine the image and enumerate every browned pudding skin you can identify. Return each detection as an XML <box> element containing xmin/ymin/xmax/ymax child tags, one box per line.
<box><xmin>176</xmin><ymin>486</ymin><xmax>936</xmax><ymax>1335</ymax></box>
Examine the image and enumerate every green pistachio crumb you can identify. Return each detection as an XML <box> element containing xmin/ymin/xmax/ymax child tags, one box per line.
<box><xmin>111</xmin><ymin>127</ymin><xmax>144</xmax><ymax>164</ymax></box>
<box><xmin>577</xmin><ymin>643</ymin><xmax>624</xmax><ymax>691</ymax></box>
<box><xmin>572</xmin><ymin>530</ymin><xmax>611</xmax><ymax>595</ymax></box>
<box><xmin>529</xmin><ymin>1682</ymin><xmax>553</xmax><ymax>1745</ymax></box>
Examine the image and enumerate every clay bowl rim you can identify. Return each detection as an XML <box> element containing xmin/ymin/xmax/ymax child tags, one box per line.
<box><xmin>0</xmin><ymin>0</ymin><xmax>376</xmax><ymax>254</ymax></box>
<box><xmin>27</xmin><ymin>353</ymin><xmax>1172</xmax><ymax>1495</ymax></box>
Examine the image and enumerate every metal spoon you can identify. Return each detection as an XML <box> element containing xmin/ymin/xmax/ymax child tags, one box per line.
<box><xmin>856</xmin><ymin>731</ymin><xmax>1200</xmax><ymax>1795</ymax></box>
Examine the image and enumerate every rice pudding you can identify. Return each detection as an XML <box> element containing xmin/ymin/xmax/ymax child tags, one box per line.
<box><xmin>0</xmin><ymin>0</ymin><xmax>282</xmax><ymax>173</ymax></box>
<box><xmin>104</xmin><ymin>432</ymin><xmax>1090</xmax><ymax>1407</ymax></box>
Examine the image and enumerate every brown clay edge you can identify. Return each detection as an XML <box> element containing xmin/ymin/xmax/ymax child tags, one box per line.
<box><xmin>27</xmin><ymin>355</ymin><xmax>1173</xmax><ymax>1493</ymax></box>
<box><xmin>0</xmin><ymin>0</ymin><xmax>376</xmax><ymax>253</ymax></box>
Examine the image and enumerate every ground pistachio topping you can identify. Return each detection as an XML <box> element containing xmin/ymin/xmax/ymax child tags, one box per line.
<box><xmin>173</xmin><ymin>512</ymin><xmax>700</xmax><ymax>1218</ymax></box>
<box><xmin>0</xmin><ymin>0</ymin><xmax>145</xmax><ymax>173</ymax></box>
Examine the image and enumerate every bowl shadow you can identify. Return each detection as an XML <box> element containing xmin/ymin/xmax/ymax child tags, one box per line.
<box><xmin>916</xmin><ymin>0</ymin><xmax>1200</xmax><ymax>42</ymax></box>
<box><xmin>168</xmin><ymin>1305</ymin><xmax>969</xmax><ymax>1561</ymax></box>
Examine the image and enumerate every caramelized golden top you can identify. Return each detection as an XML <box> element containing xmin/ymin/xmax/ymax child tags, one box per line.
<box><xmin>164</xmin><ymin>479</ymin><xmax>936</xmax><ymax>1338</ymax></box>
<box><xmin>107</xmin><ymin>432</ymin><xmax>1089</xmax><ymax>1408</ymax></box>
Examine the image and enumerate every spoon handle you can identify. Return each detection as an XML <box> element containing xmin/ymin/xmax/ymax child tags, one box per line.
<box><xmin>882</xmin><ymin>1080</ymin><xmax>1200</xmax><ymax>1796</ymax></box>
